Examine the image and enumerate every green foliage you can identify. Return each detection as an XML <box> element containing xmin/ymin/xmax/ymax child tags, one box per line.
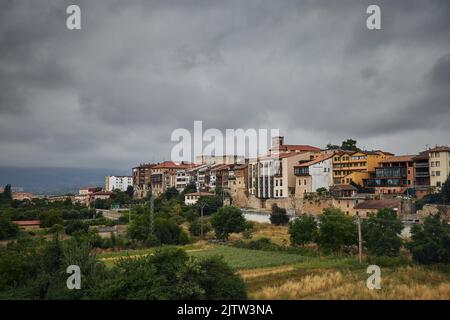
<box><xmin>39</xmin><ymin>210</ymin><xmax>64</xmax><ymax>228</ymax></box>
<box><xmin>189</xmin><ymin>218</ymin><xmax>212</xmax><ymax>237</ymax></box>
<box><xmin>269</xmin><ymin>204</ymin><xmax>289</xmax><ymax>226</ymax></box>
<box><xmin>163</xmin><ymin>187</ymin><xmax>179</xmax><ymax>201</ymax></box>
<box><xmin>65</xmin><ymin>220</ymin><xmax>89</xmax><ymax>235</ymax></box>
<box><xmin>316</xmin><ymin>208</ymin><xmax>357</xmax><ymax>252</ymax></box>
<box><xmin>362</xmin><ymin>209</ymin><xmax>403</xmax><ymax>257</ymax></box>
<box><xmin>289</xmin><ymin>214</ymin><xmax>318</xmax><ymax>246</ymax></box>
<box><xmin>196</xmin><ymin>195</ymin><xmax>223</xmax><ymax>215</ymax></box>
<box><xmin>0</xmin><ymin>216</ymin><xmax>19</xmax><ymax>240</ymax></box>
<box><xmin>90</xmin><ymin>248</ymin><xmax>246</xmax><ymax>299</ymax></box>
<box><xmin>211</xmin><ymin>206</ymin><xmax>247</xmax><ymax>240</ymax></box>
<box><xmin>127</xmin><ymin>214</ymin><xmax>189</xmax><ymax>245</ymax></box>
<box><xmin>94</xmin><ymin>198</ymin><xmax>112</xmax><ymax>209</ymax></box>
<box><xmin>408</xmin><ymin>214</ymin><xmax>450</xmax><ymax>264</ymax></box>
<box><xmin>340</xmin><ymin>139</ymin><xmax>359</xmax><ymax>151</ymax></box>
<box><xmin>441</xmin><ymin>175</ymin><xmax>450</xmax><ymax>204</ymax></box>
<box><xmin>182</xmin><ymin>183</ymin><xmax>197</xmax><ymax>195</ymax></box>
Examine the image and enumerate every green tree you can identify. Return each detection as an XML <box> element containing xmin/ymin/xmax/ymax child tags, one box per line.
<box><xmin>0</xmin><ymin>216</ymin><xmax>19</xmax><ymax>240</ymax></box>
<box><xmin>196</xmin><ymin>195</ymin><xmax>223</xmax><ymax>215</ymax></box>
<box><xmin>316</xmin><ymin>208</ymin><xmax>357</xmax><ymax>252</ymax></box>
<box><xmin>288</xmin><ymin>214</ymin><xmax>318</xmax><ymax>246</ymax></box>
<box><xmin>39</xmin><ymin>210</ymin><xmax>64</xmax><ymax>228</ymax></box>
<box><xmin>65</xmin><ymin>220</ymin><xmax>89</xmax><ymax>235</ymax></box>
<box><xmin>90</xmin><ymin>248</ymin><xmax>246</xmax><ymax>299</ymax></box>
<box><xmin>189</xmin><ymin>218</ymin><xmax>212</xmax><ymax>237</ymax></box>
<box><xmin>341</xmin><ymin>139</ymin><xmax>359</xmax><ymax>151</ymax></box>
<box><xmin>362</xmin><ymin>209</ymin><xmax>403</xmax><ymax>257</ymax></box>
<box><xmin>126</xmin><ymin>185</ymin><xmax>134</xmax><ymax>198</ymax></box>
<box><xmin>163</xmin><ymin>187</ymin><xmax>179</xmax><ymax>200</ymax></box>
<box><xmin>269</xmin><ymin>204</ymin><xmax>290</xmax><ymax>225</ymax></box>
<box><xmin>408</xmin><ymin>214</ymin><xmax>450</xmax><ymax>264</ymax></box>
<box><xmin>441</xmin><ymin>175</ymin><xmax>450</xmax><ymax>204</ymax></box>
<box><xmin>182</xmin><ymin>183</ymin><xmax>197</xmax><ymax>195</ymax></box>
<box><xmin>211</xmin><ymin>206</ymin><xmax>247</xmax><ymax>240</ymax></box>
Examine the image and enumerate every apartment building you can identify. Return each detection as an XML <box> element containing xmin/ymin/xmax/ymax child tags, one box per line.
<box><xmin>294</xmin><ymin>154</ymin><xmax>333</xmax><ymax>197</ymax></box>
<box><xmin>195</xmin><ymin>155</ymin><xmax>244</xmax><ymax>165</ymax></box>
<box><xmin>229</xmin><ymin>164</ymin><xmax>248</xmax><ymax>207</ymax></box>
<box><xmin>363</xmin><ymin>155</ymin><xmax>415</xmax><ymax>195</ymax></box>
<box><xmin>248</xmin><ymin>152</ymin><xmax>316</xmax><ymax>202</ymax></box>
<box><xmin>132</xmin><ymin>163</ymin><xmax>157</xmax><ymax>198</ymax></box>
<box><xmin>429</xmin><ymin>146</ymin><xmax>450</xmax><ymax>189</ymax></box>
<box><xmin>151</xmin><ymin>161</ymin><xmax>195</xmax><ymax>196</ymax></box>
<box><xmin>175</xmin><ymin>169</ymin><xmax>193</xmax><ymax>191</ymax></box>
<box><xmin>412</xmin><ymin>151</ymin><xmax>430</xmax><ymax>198</ymax></box>
<box><xmin>270</xmin><ymin>136</ymin><xmax>321</xmax><ymax>155</ymax></box>
<box><xmin>332</xmin><ymin>150</ymin><xmax>393</xmax><ymax>185</ymax></box>
<box><xmin>105</xmin><ymin>175</ymin><xmax>133</xmax><ymax>192</ymax></box>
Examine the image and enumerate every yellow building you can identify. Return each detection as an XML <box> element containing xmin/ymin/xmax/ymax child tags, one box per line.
<box><xmin>429</xmin><ymin>146</ymin><xmax>450</xmax><ymax>190</ymax></box>
<box><xmin>332</xmin><ymin>150</ymin><xmax>393</xmax><ymax>185</ymax></box>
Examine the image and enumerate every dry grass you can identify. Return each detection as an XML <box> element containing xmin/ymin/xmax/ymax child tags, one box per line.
<box><xmin>248</xmin><ymin>266</ymin><xmax>450</xmax><ymax>300</ymax></box>
<box><xmin>230</xmin><ymin>222</ymin><xmax>290</xmax><ymax>246</ymax></box>
<box><xmin>252</xmin><ymin>271</ymin><xmax>344</xmax><ymax>299</ymax></box>
<box><xmin>238</xmin><ymin>265</ymin><xmax>295</xmax><ymax>279</ymax></box>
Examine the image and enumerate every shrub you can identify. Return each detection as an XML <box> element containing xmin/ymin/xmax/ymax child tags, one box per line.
<box><xmin>288</xmin><ymin>215</ymin><xmax>318</xmax><ymax>246</ymax></box>
<box><xmin>408</xmin><ymin>214</ymin><xmax>450</xmax><ymax>264</ymax></box>
<box><xmin>316</xmin><ymin>208</ymin><xmax>357</xmax><ymax>252</ymax></box>
<box><xmin>269</xmin><ymin>204</ymin><xmax>289</xmax><ymax>225</ymax></box>
<box><xmin>211</xmin><ymin>206</ymin><xmax>247</xmax><ymax>240</ymax></box>
<box><xmin>65</xmin><ymin>220</ymin><xmax>89</xmax><ymax>235</ymax></box>
<box><xmin>362</xmin><ymin>209</ymin><xmax>403</xmax><ymax>257</ymax></box>
<box><xmin>189</xmin><ymin>218</ymin><xmax>212</xmax><ymax>237</ymax></box>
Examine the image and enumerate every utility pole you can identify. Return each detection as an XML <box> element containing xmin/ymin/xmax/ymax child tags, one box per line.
<box><xmin>148</xmin><ymin>194</ymin><xmax>154</xmax><ymax>236</ymax></box>
<box><xmin>357</xmin><ymin>215</ymin><xmax>362</xmax><ymax>264</ymax></box>
<box><xmin>198</xmin><ymin>202</ymin><xmax>207</xmax><ymax>239</ymax></box>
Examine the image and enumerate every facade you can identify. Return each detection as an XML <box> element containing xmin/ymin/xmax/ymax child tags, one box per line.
<box><xmin>412</xmin><ymin>151</ymin><xmax>430</xmax><ymax>198</ymax></box>
<box><xmin>105</xmin><ymin>175</ymin><xmax>133</xmax><ymax>192</ymax></box>
<box><xmin>229</xmin><ymin>164</ymin><xmax>248</xmax><ymax>207</ymax></box>
<box><xmin>294</xmin><ymin>154</ymin><xmax>333</xmax><ymax>197</ymax></box>
<box><xmin>79</xmin><ymin>187</ymin><xmax>102</xmax><ymax>196</ymax></box>
<box><xmin>270</xmin><ymin>136</ymin><xmax>321</xmax><ymax>155</ymax></box>
<box><xmin>151</xmin><ymin>161</ymin><xmax>195</xmax><ymax>196</ymax></box>
<box><xmin>248</xmin><ymin>152</ymin><xmax>317</xmax><ymax>204</ymax></box>
<box><xmin>132</xmin><ymin>163</ymin><xmax>157</xmax><ymax>198</ymax></box>
<box><xmin>429</xmin><ymin>146</ymin><xmax>450</xmax><ymax>189</ymax></box>
<box><xmin>184</xmin><ymin>192</ymin><xmax>215</xmax><ymax>205</ymax></box>
<box><xmin>195</xmin><ymin>155</ymin><xmax>244</xmax><ymax>165</ymax></box>
<box><xmin>332</xmin><ymin>150</ymin><xmax>393</xmax><ymax>185</ymax></box>
<box><xmin>364</xmin><ymin>155</ymin><xmax>415</xmax><ymax>195</ymax></box>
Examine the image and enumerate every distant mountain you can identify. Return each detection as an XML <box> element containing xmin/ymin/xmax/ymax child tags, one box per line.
<box><xmin>0</xmin><ymin>167</ymin><xmax>130</xmax><ymax>195</ymax></box>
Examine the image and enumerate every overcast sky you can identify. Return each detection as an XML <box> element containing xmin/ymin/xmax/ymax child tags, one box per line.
<box><xmin>1</xmin><ymin>0</ymin><xmax>449</xmax><ymax>169</ymax></box>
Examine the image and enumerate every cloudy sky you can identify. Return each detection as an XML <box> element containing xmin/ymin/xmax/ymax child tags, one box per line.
<box><xmin>1</xmin><ymin>0</ymin><xmax>449</xmax><ymax>169</ymax></box>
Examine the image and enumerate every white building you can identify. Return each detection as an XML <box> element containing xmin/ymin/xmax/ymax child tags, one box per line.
<box><xmin>294</xmin><ymin>154</ymin><xmax>333</xmax><ymax>196</ymax></box>
<box><xmin>176</xmin><ymin>169</ymin><xmax>192</xmax><ymax>191</ymax></box>
<box><xmin>105</xmin><ymin>176</ymin><xmax>133</xmax><ymax>192</ymax></box>
<box><xmin>184</xmin><ymin>192</ymin><xmax>215</xmax><ymax>205</ymax></box>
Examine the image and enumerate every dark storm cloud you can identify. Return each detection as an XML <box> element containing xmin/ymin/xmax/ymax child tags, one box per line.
<box><xmin>0</xmin><ymin>0</ymin><xmax>449</xmax><ymax>168</ymax></box>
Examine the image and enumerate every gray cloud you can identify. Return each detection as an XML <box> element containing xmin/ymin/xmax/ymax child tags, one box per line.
<box><xmin>0</xmin><ymin>0</ymin><xmax>449</xmax><ymax>168</ymax></box>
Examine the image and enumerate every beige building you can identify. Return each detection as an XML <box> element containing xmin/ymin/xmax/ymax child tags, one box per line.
<box><xmin>184</xmin><ymin>192</ymin><xmax>215</xmax><ymax>205</ymax></box>
<box><xmin>429</xmin><ymin>146</ymin><xmax>450</xmax><ymax>190</ymax></box>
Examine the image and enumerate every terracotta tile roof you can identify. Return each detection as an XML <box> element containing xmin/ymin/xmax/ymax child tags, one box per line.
<box><xmin>331</xmin><ymin>184</ymin><xmax>357</xmax><ymax>191</ymax></box>
<box><xmin>152</xmin><ymin>161</ymin><xmax>195</xmax><ymax>169</ymax></box>
<box><xmin>294</xmin><ymin>154</ymin><xmax>333</xmax><ymax>168</ymax></box>
<box><xmin>379</xmin><ymin>155</ymin><xmax>415</xmax><ymax>163</ymax></box>
<box><xmin>270</xmin><ymin>145</ymin><xmax>321</xmax><ymax>153</ymax></box>
<box><xmin>428</xmin><ymin>146</ymin><xmax>450</xmax><ymax>152</ymax></box>
<box><xmin>185</xmin><ymin>192</ymin><xmax>215</xmax><ymax>196</ymax></box>
<box><xmin>13</xmin><ymin>220</ymin><xmax>41</xmax><ymax>226</ymax></box>
<box><xmin>354</xmin><ymin>199</ymin><xmax>400</xmax><ymax>210</ymax></box>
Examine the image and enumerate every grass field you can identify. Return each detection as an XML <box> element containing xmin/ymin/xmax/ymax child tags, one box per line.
<box><xmin>189</xmin><ymin>246</ymin><xmax>308</xmax><ymax>270</ymax></box>
<box><xmin>95</xmin><ymin>221</ymin><xmax>450</xmax><ymax>300</ymax></box>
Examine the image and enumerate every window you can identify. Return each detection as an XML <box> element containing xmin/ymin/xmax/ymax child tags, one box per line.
<box><xmin>437</xmin><ymin>182</ymin><xmax>442</xmax><ymax>187</ymax></box>
<box><xmin>276</xmin><ymin>190</ymin><xmax>279</xmax><ymax>197</ymax></box>
<box><xmin>280</xmin><ymin>179</ymin><xmax>283</xmax><ymax>186</ymax></box>
<box><xmin>280</xmin><ymin>190</ymin><xmax>283</xmax><ymax>197</ymax></box>
<box><xmin>275</xmin><ymin>180</ymin><xmax>278</xmax><ymax>186</ymax></box>
<box><xmin>431</xmin><ymin>162</ymin><xmax>435</xmax><ymax>167</ymax></box>
<box><xmin>304</xmin><ymin>179</ymin><xmax>307</xmax><ymax>186</ymax></box>
<box><xmin>436</xmin><ymin>161</ymin><xmax>440</xmax><ymax>167</ymax></box>
<box><xmin>436</xmin><ymin>171</ymin><xmax>441</xmax><ymax>176</ymax></box>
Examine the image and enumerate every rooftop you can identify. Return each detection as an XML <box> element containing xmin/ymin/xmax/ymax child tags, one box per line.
<box><xmin>354</xmin><ymin>199</ymin><xmax>401</xmax><ymax>210</ymax></box>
